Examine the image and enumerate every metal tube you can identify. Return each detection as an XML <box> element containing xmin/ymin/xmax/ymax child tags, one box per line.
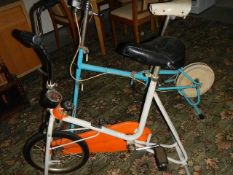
<box><xmin>80</xmin><ymin>1</ymin><xmax>90</xmax><ymax>46</ymax></box>
<box><xmin>153</xmin><ymin>92</ymin><xmax>189</xmax><ymax>167</ymax></box>
<box><xmin>81</xmin><ymin>63</ymin><xmax>148</xmax><ymax>82</ymax></box>
<box><xmin>44</xmin><ymin>115</ymin><xmax>55</xmax><ymax>175</ymax></box>
<box><xmin>72</xmin><ymin>48</ymin><xmax>84</xmax><ymax>123</ymax></box>
<box><xmin>161</xmin><ymin>15</ymin><xmax>170</xmax><ymax>36</ymax></box>
<box><xmin>64</xmin><ymin>67</ymin><xmax>161</xmax><ymax>141</ymax></box>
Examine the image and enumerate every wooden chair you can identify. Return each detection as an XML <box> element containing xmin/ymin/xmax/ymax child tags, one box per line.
<box><xmin>48</xmin><ymin>0</ymin><xmax>79</xmax><ymax>48</ymax></box>
<box><xmin>0</xmin><ymin>59</ymin><xmax>28</xmax><ymax>117</ymax></box>
<box><xmin>110</xmin><ymin>0</ymin><xmax>158</xmax><ymax>46</ymax></box>
<box><xmin>90</xmin><ymin>0</ymin><xmax>108</xmax><ymax>55</ymax></box>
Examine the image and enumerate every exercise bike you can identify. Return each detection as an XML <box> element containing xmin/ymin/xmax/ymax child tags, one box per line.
<box><xmin>13</xmin><ymin>0</ymin><xmax>214</xmax><ymax>174</ymax></box>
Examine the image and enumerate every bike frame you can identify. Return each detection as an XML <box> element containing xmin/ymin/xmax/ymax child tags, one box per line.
<box><xmin>70</xmin><ymin>1</ymin><xmax>203</xmax><ymax>119</ymax></box>
<box><xmin>45</xmin><ymin>66</ymin><xmax>190</xmax><ymax>175</ymax></box>
<box><xmin>72</xmin><ymin>48</ymin><xmax>203</xmax><ymax>120</ymax></box>
<box><xmin>44</xmin><ymin>1</ymin><xmax>194</xmax><ymax>174</ymax></box>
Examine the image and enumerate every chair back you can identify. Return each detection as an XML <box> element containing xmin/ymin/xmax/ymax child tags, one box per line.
<box><xmin>48</xmin><ymin>0</ymin><xmax>79</xmax><ymax>47</ymax></box>
<box><xmin>51</xmin><ymin>4</ymin><xmax>65</xmax><ymax>17</ymax></box>
<box><xmin>110</xmin><ymin>0</ymin><xmax>159</xmax><ymax>44</ymax></box>
<box><xmin>49</xmin><ymin>0</ymin><xmax>73</xmax><ymax>24</ymax></box>
<box><xmin>110</xmin><ymin>0</ymin><xmax>158</xmax><ymax>21</ymax></box>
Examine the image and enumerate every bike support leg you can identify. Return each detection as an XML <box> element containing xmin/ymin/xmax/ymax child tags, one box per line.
<box><xmin>153</xmin><ymin>92</ymin><xmax>191</xmax><ymax>175</ymax></box>
<box><xmin>44</xmin><ymin>114</ymin><xmax>55</xmax><ymax>175</ymax></box>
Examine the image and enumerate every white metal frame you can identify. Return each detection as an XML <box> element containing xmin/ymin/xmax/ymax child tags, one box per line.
<box><xmin>44</xmin><ymin>66</ymin><xmax>191</xmax><ymax>175</ymax></box>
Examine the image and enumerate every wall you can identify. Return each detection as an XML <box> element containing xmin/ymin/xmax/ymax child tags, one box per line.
<box><xmin>22</xmin><ymin>0</ymin><xmax>54</xmax><ymax>33</ymax></box>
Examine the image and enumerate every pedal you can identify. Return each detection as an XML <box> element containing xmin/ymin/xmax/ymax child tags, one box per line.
<box><xmin>153</xmin><ymin>146</ymin><xmax>168</xmax><ymax>171</ymax></box>
<box><xmin>61</xmin><ymin>100</ymin><xmax>74</xmax><ymax>115</ymax></box>
<box><xmin>198</xmin><ymin>113</ymin><xmax>205</xmax><ymax>119</ymax></box>
<box><xmin>61</xmin><ymin>101</ymin><xmax>73</xmax><ymax>111</ymax></box>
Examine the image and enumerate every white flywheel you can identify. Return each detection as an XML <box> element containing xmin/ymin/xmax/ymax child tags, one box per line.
<box><xmin>176</xmin><ymin>62</ymin><xmax>215</xmax><ymax>98</ymax></box>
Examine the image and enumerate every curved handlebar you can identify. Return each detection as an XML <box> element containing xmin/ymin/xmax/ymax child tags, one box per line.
<box><xmin>12</xmin><ymin>30</ymin><xmax>42</xmax><ymax>47</ymax></box>
<box><xmin>12</xmin><ymin>29</ymin><xmax>54</xmax><ymax>84</ymax></box>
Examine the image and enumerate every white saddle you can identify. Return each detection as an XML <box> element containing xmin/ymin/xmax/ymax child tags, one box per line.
<box><xmin>149</xmin><ymin>0</ymin><xmax>191</xmax><ymax>18</ymax></box>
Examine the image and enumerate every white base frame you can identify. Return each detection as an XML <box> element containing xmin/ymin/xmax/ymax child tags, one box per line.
<box><xmin>44</xmin><ymin>67</ymin><xmax>191</xmax><ymax>175</ymax></box>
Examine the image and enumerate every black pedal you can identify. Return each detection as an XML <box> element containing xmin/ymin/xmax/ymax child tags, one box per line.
<box><xmin>198</xmin><ymin>114</ymin><xmax>205</xmax><ymax>119</ymax></box>
<box><xmin>61</xmin><ymin>100</ymin><xmax>74</xmax><ymax>111</ymax></box>
<box><xmin>154</xmin><ymin>146</ymin><xmax>168</xmax><ymax>171</ymax></box>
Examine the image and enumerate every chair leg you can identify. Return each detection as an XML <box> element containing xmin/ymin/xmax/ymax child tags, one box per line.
<box><xmin>124</xmin><ymin>24</ymin><xmax>128</xmax><ymax>35</ymax></box>
<box><xmin>110</xmin><ymin>16</ymin><xmax>117</xmax><ymax>47</ymax></box>
<box><xmin>69</xmin><ymin>20</ymin><xmax>79</xmax><ymax>46</ymax></box>
<box><xmin>151</xmin><ymin>16</ymin><xmax>157</xmax><ymax>32</ymax></box>
<box><xmin>92</xmin><ymin>0</ymin><xmax>107</xmax><ymax>55</ymax></box>
<box><xmin>133</xmin><ymin>24</ymin><xmax>140</xmax><ymax>43</ymax></box>
<box><xmin>53</xmin><ymin>24</ymin><xmax>61</xmax><ymax>48</ymax></box>
<box><xmin>66</xmin><ymin>26</ymin><xmax>77</xmax><ymax>46</ymax></box>
<box><xmin>66</xmin><ymin>26</ymin><xmax>72</xmax><ymax>38</ymax></box>
<box><xmin>138</xmin><ymin>26</ymin><xmax>142</xmax><ymax>36</ymax></box>
<box><xmin>93</xmin><ymin>15</ymin><xmax>107</xmax><ymax>55</ymax></box>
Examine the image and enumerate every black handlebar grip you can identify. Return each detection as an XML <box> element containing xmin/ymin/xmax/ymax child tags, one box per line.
<box><xmin>12</xmin><ymin>29</ymin><xmax>42</xmax><ymax>47</ymax></box>
<box><xmin>12</xmin><ymin>30</ymin><xmax>53</xmax><ymax>82</ymax></box>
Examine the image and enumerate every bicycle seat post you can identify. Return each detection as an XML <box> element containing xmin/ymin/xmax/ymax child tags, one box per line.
<box><xmin>160</xmin><ymin>15</ymin><xmax>172</xmax><ymax>36</ymax></box>
<box><xmin>152</xmin><ymin>66</ymin><xmax>160</xmax><ymax>79</ymax></box>
<box><xmin>71</xmin><ymin>0</ymin><xmax>91</xmax><ymax>46</ymax></box>
<box><xmin>150</xmin><ymin>0</ymin><xmax>192</xmax><ymax>36</ymax></box>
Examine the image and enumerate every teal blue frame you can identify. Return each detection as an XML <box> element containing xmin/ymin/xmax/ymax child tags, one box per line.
<box><xmin>72</xmin><ymin>48</ymin><xmax>203</xmax><ymax>120</ymax></box>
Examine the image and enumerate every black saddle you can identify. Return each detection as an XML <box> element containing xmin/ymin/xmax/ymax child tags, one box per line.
<box><xmin>116</xmin><ymin>37</ymin><xmax>185</xmax><ymax>69</ymax></box>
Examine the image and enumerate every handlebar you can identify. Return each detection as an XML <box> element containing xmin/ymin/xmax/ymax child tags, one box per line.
<box><xmin>12</xmin><ymin>30</ymin><xmax>42</xmax><ymax>47</ymax></box>
<box><xmin>12</xmin><ymin>0</ymin><xmax>90</xmax><ymax>85</ymax></box>
<box><xmin>12</xmin><ymin>29</ymin><xmax>53</xmax><ymax>85</ymax></box>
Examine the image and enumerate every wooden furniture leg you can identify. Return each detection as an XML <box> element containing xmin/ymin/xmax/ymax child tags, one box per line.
<box><xmin>151</xmin><ymin>17</ymin><xmax>155</xmax><ymax>32</ymax></box>
<box><xmin>52</xmin><ymin>22</ymin><xmax>61</xmax><ymax>48</ymax></box>
<box><xmin>133</xmin><ymin>24</ymin><xmax>140</xmax><ymax>43</ymax></box>
<box><xmin>110</xmin><ymin>16</ymin><xmax>117</xmax><ymax>47</ymax></box>
<box><xmin>91</xmin><ymin>0</ymin><xmax>107</xmax><ymax>55</ymax></box>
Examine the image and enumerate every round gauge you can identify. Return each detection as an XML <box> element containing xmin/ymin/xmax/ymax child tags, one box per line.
<box><xmin>46</xmin><ymin>89</ymin><xmax>62</xmax><ymax>103</ymax></box>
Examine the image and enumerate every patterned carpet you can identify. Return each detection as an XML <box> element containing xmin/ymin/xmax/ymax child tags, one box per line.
<box><xmin>0</xmin><ymin>16</ymin><xmax>233</xmax><ymax>175</ymax></box>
